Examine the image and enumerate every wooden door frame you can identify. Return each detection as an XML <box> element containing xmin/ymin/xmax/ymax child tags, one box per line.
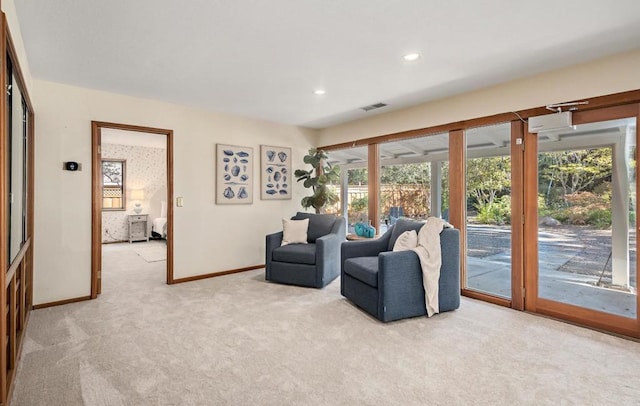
<box><xmin>452</xmin><ymin>121</ymin><xmax>526</xmax><ymax>309</ymax></box>
<box><xmin>91</xmin><ymin>121</ymin><xmax>174</xmax><ymax>299</ymax></box>
<box><xmin>523</xmin><ymin>104</ymin><xmax>640</xmax><ymax>338</ymax></box>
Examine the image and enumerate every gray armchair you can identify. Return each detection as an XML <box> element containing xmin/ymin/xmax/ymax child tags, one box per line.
<box><xmin>341</xmin><ymin>218</ymin><xmax>460</xmax><ymax>322</ymax></box>
<box><xmin>266</xmin><ymin>212</ymin><xmax>346</xmax><ymax>288</ymax></box>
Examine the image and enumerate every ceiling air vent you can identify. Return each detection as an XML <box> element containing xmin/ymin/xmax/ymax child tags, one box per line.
<box><xmin>361</xmin><ymin>102</ymin><xmax>387</xmax><ymax>112</ymax></box>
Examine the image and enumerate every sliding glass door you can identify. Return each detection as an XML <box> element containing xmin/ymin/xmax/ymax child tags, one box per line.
<box><xmin>323</xmin><ymin>101</ymin><xmax>640</xmax><ymax>338</ymax></box>
<box><xmin>464</xmin><ymin>123</ymin><xmax>513</xmax><ymax>299</ymax></box>
<box><xmin>525</xmin><ymin>105</ymin><xmax>639</xmax><ymax>336</ymax></box>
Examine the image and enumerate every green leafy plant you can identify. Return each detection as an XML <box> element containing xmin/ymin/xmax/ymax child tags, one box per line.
<box><xmin>476</xmin><ymin>195</ymin><xmax>511</xmax><ymax>225</ymax></box>
<box><xmin>294</xmin><ymin>148</ymin><xmax>340</xmax><ymax>213</ymax></box>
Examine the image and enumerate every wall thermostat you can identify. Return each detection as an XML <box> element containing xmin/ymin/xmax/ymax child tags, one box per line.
<box><xmin>63</xmin><ymin>161</ymin><xmax>81</xmax><ymax>171</ymax></box>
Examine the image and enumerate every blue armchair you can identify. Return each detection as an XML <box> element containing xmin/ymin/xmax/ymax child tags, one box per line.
<box><xmin>266</xmin><ymin>212</ymin><xmax>346</xmax><ymax>288</ymax></box>
<box><xmin>341</xmin><ymin>218</ymin><xmax>460</xmax><ymax>322</ymax></box>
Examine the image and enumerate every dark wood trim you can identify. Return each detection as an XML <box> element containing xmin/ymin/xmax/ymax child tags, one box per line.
<box><xmin>523</xmin><ymin>127</ymin><xmax>538</xmax><ymax>312</ymax></box>
<box><xmin>5</xmin><ymin>239</ymin><xmax>29</xmax><ymax>288</ymax></box>
<box><xmin>572</xmin><ymin>104</ymin><xmax>639</xmax><ymax>125</ymax></box>
<box><xmin>525</xmin><ymin>103</ymin><xmax>640</xmax><ymax>337</ymax></box>
<box><xmin>32</xmin><ymin>295</ymin><xmax>92</xmax><ymax>310</ymax></box>
<box><xmin>525</xmin><ymin>311</ymin><xmax>640</xmax><ymax>343</ymax></box>
<box><xmin>171</xmin><ymin>265</ymin><xmax>264</xmax><ymax>284</ymax></box>
<box><xmin>4</xmin><ymin>23</ymin><xmax>33</xmax><ymax>114</ymax></box>
<box><xmin>462</xmin><ymin>289</ymin><xmax>511</xmax><ymax>308</ymax></box>
<box><xmin>91</xmin><ymin>122</ymin><xmax>101</xmax><ymax>298</ymax></box>
<box><xmin>26</xmin><ymin>105</ymin><xmax>34</xmax><ymax>320</ymax></box>
<box><xmin>101</xmin><ymin>240</ymin><xmax>128</xmax><ymax>244</ymax></box>
<box><xmin>319</xmin><ymin>89</ymin><xmax>640</xmax><ymax>152</ymax></box>
<box><xmin>448</xmin><ymin>130</ymin><xmax>466</xmax><ymax>289</ymax></box>
<box><xmin>0</xmin><ymin>13</ymin><xmax>8</xmax><ymax>403</ymax></box>
<box><xmin>91</xmin><ymin>121</ymin><xmax>175</xmax><ymax>293</ymax></box>
<box><xmin>535</xmin><ymin>298</ymin><xmax>638</xmax><ymax>339</ymax></box>
<box><xmin>166</xmin><ymin>130</ymin><xmax>174</xmax><ymax>284</ymax></box>
<box><xmin>637</xmin><ymin>104</ymin><xmax>640</xmax><ymax>336</ymax></box>
<box><xmin>91</xmin><ymin>121</ymin><xmax>172</xmax><ymax>135</ymax></box>
<box><xmin>2</xmin><ymin>14</ymin><xmax>36</xmax><ymax>404</ymax></box>
<box><xmin>8</xmin><ymin>278</ymin><xmax>15</xmax><ymax>372</ymax></box>
<box><xmin>100</xmin><ymin>158</ymin><xmax>127</xmax><ymax>211</ymax></box>
<box><xmin>320</xmin><ymin>89</ymin><xmax>640</xmax><ymax>339</ymax></box>
<box><xmin>367</xmin><ymin>144</ymin><xmax>380</xmax><ymax>232</ymax></box>
<box><xmin>510</xmin><ymin>120</ymin><xmax>525</xmax><ymax>310</ymax></box>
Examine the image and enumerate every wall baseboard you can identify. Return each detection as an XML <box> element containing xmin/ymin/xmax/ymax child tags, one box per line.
<box><xmin>171</xmin><ymin>264</ymin><xmax>264</xmax><ymax>284</ymax></box>
<box><xmin>101</xmin><ymin>240</ymin><xmax>127</xmax><ymax>244</ymax></box>
<box><xmin>33</xmin><ymin>295</ymin><xmax>92</xmax><ymax>309</ymax></box>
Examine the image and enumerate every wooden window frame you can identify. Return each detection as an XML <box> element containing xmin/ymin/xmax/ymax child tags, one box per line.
<box><xmin>101</xmin><ymin>158</ymin><xmax>126</xmax><ymax>211</ymax></box>
<box><xmin>319</xmin><ymin>89</ymin><xmax>640</xmax><ymax>339</ymax></box>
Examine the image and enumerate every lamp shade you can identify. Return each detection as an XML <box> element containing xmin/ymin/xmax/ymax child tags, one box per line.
<box><xmin>131</xmin><ymin>189</ymin><xmax>145</xmax><ymax>200</ymax></box>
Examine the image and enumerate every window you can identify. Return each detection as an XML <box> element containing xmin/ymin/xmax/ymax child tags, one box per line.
<box><xmin>378</xmin><ymin>132</ymin><xmax>450</xmax><ymax>233</ymax></box>
<box><xmin>102</xmin><ymin>159</ymin><xmax>126</xmax><ymax>210</ymax></box>
<box><xmin>324</xmin><ymin>146</ymin><xmax>368</xmax><ymax>234</ymax></box>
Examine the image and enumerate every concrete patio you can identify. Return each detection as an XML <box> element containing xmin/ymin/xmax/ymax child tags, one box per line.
<box><xmin>467</xmin><ymin>224</ymin><xmax>637</xmax><ymax>319</ymax></box>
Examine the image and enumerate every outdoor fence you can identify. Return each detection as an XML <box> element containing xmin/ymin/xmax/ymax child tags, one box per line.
<box><xmin>326</xmin><ymin>184</ymin><xmax>431</xmax><ymax>222</ymax></box>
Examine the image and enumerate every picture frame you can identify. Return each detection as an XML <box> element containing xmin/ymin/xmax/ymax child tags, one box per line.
<box><xmin>215</xmin><ymin>144</ymin><xmax>253</xmax><ymax>204</ymax></box>
<box><xmin>260</xmin><ymin>145</ymin><xmax>292</xmax><ymax>200</ymax></box>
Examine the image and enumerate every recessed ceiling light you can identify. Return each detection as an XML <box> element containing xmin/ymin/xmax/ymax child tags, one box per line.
<box><xmin>403</xmin><ymin>53</ymin><xmax>420</xmax><ymax>61</ymax></box>
<box><xmin>313</xmin><ymin>89</ymin><xmax>326</xmax><ymax>95</ymax></box>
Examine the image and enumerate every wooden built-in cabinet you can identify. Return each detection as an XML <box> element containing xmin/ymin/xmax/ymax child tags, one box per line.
<box><xmin>0</xmin><ymin>11</ymin><xmax>35</xmax><ymax>405</ymax></box>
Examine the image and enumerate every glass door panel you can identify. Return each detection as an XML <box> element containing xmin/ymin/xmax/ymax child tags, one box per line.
<box><xmin>536</xmin><ymin>117</ymin><xmax>637</xmax><ymax>319</ymax></box>
<box><xmin>378</xmin><ymin>132</ymin><xmax>450</xmax><ymax>234</ymax></box>
<box><xmin>325</xmin><ymin>146</ymin><xmax>368</xmax><ymax>234</ymax></box>
<box><xmin>346</xmin><ymin>167</ymin><xmax>369</xmax><ymax>233</ymax></box>
<box><xmin>464</xmin><ymin>123</ymin><xmax>513</xmax><ymax>299</ymax></box>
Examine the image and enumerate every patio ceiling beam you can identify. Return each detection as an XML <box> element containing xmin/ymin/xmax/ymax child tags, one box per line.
<box><xmin>484</xmin><ymin>133</ymin><xmax>509</xmax><ymax>147</ymax></box>
<box><xmin>346</xmin><ymin>150</ymin><xmax>367</xmax><ymax>159</ymax></box>
<box><xmin>400</xmin><ymin>143</ymin><xmax>427</xmax><ymax>156</ymax></box>
<box><xmin>378</xmin><ymin>146</ymin><xmax>396</xmax><ymax>159</ymax></box>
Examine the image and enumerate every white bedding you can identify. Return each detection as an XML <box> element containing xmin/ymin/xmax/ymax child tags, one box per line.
<box><xmin>152</xmin><ymin>201</ymin><xmax>168</xmax><ymax>238</ymax></box>
<box><xmin>152</xmin><ymin>217</ymin><xmax>167</xmax><ymax>238</ymax></box>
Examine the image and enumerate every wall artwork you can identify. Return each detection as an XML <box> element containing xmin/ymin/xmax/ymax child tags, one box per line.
<box><xmin>216</xmin><ymin>144</ymin><xmax>253</xmax><ymax>204</ymax></box>
<box><xmin>260</xmin><ymin>145</ymin><xmax>292</xmax><ymax>200</ymax></box>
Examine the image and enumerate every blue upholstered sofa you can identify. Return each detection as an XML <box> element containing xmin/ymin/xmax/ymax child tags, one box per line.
<box><xmin>266</xmin><ymin>212</ymin><xmax>346</xmax><ymax>288</ymax></box>
<box><xmin>341</xmin><ymin>218</ymin><xmax>460</xmax><ymax>322</ymax></box>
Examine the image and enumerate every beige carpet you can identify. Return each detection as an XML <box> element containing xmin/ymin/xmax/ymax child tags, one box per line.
<box><xmin>11</xmin><ymin>244</ymin><xmax>640</xmax><ymax>405</ymax></box>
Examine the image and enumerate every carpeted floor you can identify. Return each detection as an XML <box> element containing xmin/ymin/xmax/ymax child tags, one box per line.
<box><xmin>10</xmin><ymin>244</ymin><xmax>640</xmax><ymax>405</ymax></box>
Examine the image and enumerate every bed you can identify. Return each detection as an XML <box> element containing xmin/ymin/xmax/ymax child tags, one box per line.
<box><xmin>151</xmin><ymin>200</ymin><xmax>168</xmax><ymax>239</ymax></box>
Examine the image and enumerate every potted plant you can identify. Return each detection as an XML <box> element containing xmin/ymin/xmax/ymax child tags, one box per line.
<box><xmin>294</xmin><ymin>148</ymin><xmax>340</xmax><ymax>213</ymax></box>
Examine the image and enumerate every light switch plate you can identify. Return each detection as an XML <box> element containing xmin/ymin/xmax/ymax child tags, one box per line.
<box><xmin>177</xmin><ymin>197</ymin><xmax>184</xmax><ymax>207</ymax></box>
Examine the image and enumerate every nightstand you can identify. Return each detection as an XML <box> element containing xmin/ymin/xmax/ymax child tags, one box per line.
<box><xmin>128</xmin><ymin>214</ymin><xmax>149</xmax><ymax>243</ymax></box>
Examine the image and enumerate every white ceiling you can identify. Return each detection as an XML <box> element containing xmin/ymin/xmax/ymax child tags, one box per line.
<box><xmin>14</xmin><ymin>1</ymin><xmax>640</xmax><ymax>129</ymax></box>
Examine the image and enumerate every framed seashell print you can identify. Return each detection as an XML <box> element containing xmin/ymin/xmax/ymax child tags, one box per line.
<box><xmin>260</xmin><ymin>145</ymin><xmax>292</xmax><ymax>200</ymax></box>
<box><xmin>216</xmin><ymin>144</ymin><xmax>253</xmax><ymax>204</ymax></box>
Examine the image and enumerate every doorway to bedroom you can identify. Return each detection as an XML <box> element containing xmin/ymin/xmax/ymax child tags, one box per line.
<box><xmin>91</xmin><ymin>121</ymin><xmax>174</xmax><ymax>297</ymax></box>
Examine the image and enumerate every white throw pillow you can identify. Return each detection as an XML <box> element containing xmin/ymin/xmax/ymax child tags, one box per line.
<box><xmin>281</xmin><ymin>218</ymin><xmax>309</xmax><ymax>246</ymax></box>
<box><xmin>393</xmin><ymin>230</ymin><xmax>418</xmax><ymax>251</ymax></box>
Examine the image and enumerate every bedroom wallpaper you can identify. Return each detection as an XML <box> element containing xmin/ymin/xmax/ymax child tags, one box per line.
<box><xmin>102</xmin><ymin>143</ymin><xmax>167</xmax><ymax>242</ymax></box>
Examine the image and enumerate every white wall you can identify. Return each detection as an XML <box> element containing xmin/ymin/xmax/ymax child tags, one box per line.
<box><xmin>318</xmin><ymin>49</ymin><xmax>640</xmax><ymax>146</ymax></box>
<box><xmin>33</xmin><ymin>79</ymin><xmax>316</xmax><ymax>304</ymax></box>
